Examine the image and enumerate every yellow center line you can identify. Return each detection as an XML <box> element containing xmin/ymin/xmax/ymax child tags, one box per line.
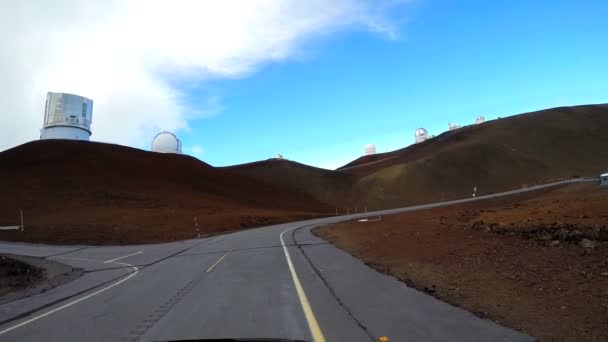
<box><xmin>280</xmin><ymin>227</ymin><xmax>326</xmax><ymax>342</ymax></box>
<box><xmin>206</xmin><ymin>249</ymin><xmax>232</xmax><ymax>273</ymax></box>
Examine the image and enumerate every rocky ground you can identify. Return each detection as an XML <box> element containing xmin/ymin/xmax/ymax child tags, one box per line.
<box><xmin>0</xmin><ymin>255</ymin><xmax>44</xmax><ymax>298</ymax></box>
<box><xmin>315</xmin><ymin>182</ymin><xmax>608</xmax><ymax>342</ymax></box>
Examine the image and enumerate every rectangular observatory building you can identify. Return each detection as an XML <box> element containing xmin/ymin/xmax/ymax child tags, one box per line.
<box><xmin>40</xmin><ymin>92</ymin><xmax>93</xmax><ymax>141</ymax></box>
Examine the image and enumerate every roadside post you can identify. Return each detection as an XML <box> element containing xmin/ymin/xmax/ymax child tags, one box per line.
<box><xmin>194</xmin><ymin>216</ymin><xmax>200</xmax><ymax>238</ymax></box>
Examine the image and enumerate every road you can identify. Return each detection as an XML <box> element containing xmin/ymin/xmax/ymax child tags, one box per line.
<box><xmin>0</xmin><ymin>178</ymin><xmax>592</xmax><ymax>341</ymax></box>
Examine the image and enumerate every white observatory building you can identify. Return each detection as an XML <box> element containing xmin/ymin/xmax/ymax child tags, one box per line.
<box><xmin>151</xmin><ymin>131</ymin><xmax>182</xmax><ymax>154</ymax></box>
<box><xmin>364</xmin><ymin>144</ymin><xmax>376</xmax><ymax>155</ymax></box>
<box><xmin>40</xmin><ymin>92</ymin><xmax>93</xmax><ymax>140</ymax></box>
<box><xmin>448</xmin><ymin>122</ymin><xmax>461</xmax><ymax>131</ymax></box>
<box><xmin>415</xmin><ymin>128</ymin><xmax>431</xmax><ymax>144</ymax></box>
<box><xmin>275</xmin><ymin>154</ymin><xmax>284</xmax><ymax>159</ymax></box>
<box><xmin>475</xmin><ymin>115</ymin><xmax>486</xmax><ymax>124</ymax></box>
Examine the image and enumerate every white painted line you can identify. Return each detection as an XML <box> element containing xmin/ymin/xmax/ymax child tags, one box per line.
<box><xmin>280</xmin><ymin>227</ymin><xmax>325</xmax><ymax>342</ymax></box>
<box><xmin>103</xmin><ymin>250</ymin><xmax>143</xmax><ymax>264</ymax></box>
<box><xmin>0</xmin><ymin>262</ymin><xmax>139</xmax><ymax>336</ymax></box>
<box><xmin>0</xmin><ymin>226</ymin><xmax>20</xmax><ymax>231</ymax></box>
<box><xmin>206</xmin><ymin>250</ymin><xmax>232</xmax><ymax>273</ymax></box>
<box><xmin>52</xmin><ymin>256</ymin><xmax>99</xmax><ymax>262</ymax></box>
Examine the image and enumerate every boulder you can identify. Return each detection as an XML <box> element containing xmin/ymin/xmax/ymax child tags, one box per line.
<box><xmin>580</xmin><ymin>238</ymin><xmax>596</xmax><ymax>249</ymax></box>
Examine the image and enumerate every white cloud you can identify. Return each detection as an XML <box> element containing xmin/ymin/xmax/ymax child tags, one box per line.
<box><xmin>0</xmin><ymin>0</ymin><xmax>409</xmax><ymax>151</ymax></box>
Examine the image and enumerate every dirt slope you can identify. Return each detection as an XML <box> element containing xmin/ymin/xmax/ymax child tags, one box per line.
<box><xmin>0</xmin><ymin>140</ymin><xmax>331</xmax><ymax>244</ymax></box>
<box><xmin>315</xmin><ymin>182</ymin><xmax>608</xmax><ymax>342</ymax></box>
<box><xmin>337</xmin><ymin>151</ymin><xmax>397</xmax><ymax>170</ymax></box>
<box><xmin>230</xmin><ymin>104</ymin><xmax>608</xmax><ymax>210</ymax></box>
<box><xmin>223</xmin><ymin>159</ymin><xmax>357</xmax><ymax>207</ymax></box>
<box><xmin>344</xmin><ymin>104</ymin><xmax>608</xmax><ymax>208</ymax></box>
<box><xmin>1</xmin><ymin>103</ymin><xmax>607</xmax><ymax>244</ymax></box>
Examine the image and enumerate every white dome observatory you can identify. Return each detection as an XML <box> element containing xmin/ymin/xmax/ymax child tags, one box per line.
<box><xmin>448</xmin><ymin>122</ymin><xmax>461</xmax><ymax>131</ymax></box>
<box><xmin>475</xmin><ymin>115</ymin><xmax>486</xmax><ymax>124</ymax></box>
<box><xmin>151</xmin><ymin>131</ymin><xmax>182</xmax><ymax>154</ymax></box>
<box><xmin>364</xmin><ymin>144</ymin><xmax>376</xmax><ymax>155</ymax></box>
<box><xmin>415</xmin><ymin>128</ymin><xmax>429</xmax><ymax>143</ymax></box>
<box><xmin>40</xmin><ymin>92</ymin><xmax>93</xmax><ymax>141</ymax></box>
<box><xmin>275</xmin><ymin>154</ymin><xmax>284</xmax><ymax>159</ymax></box>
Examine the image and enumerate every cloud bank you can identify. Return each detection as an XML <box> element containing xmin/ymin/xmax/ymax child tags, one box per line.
<box><xmin>0</xmin><ymin>0</ymin><xmax>406</xmax><ymax>151</ymax></box>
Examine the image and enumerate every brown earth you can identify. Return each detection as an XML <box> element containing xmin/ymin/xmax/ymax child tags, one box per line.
<box><xmin>338</xmin><ymin>104</ymin><xmax>608</xmax><ymax>209</ymax></box>
<box><xmin>315</xmin><ymin>182</ymin><xmax>608</xmax><ymax>342</ymax></box>
<box><xmin>229</xmin><ymin>104</ymin><xmax>608</xmax><ymax>210</ymax></box>
<box><xmin>222</xmin><ymin>158</ymin><xmax>356</xmax><ymax>208</ymax></box>
<box><xmin>1</xmin><ymin>104</ymin><xmax>607</xmax><ymax>245</ymax></box>
<box><xmin>0</xmin><ymin>140</ymin><xmax>332</xmax><ymax>245</ymax></box>
<box><xmin>0</xmin><ymin>255</ymin><xmax>44</xmax><ymax>297</ymax></box>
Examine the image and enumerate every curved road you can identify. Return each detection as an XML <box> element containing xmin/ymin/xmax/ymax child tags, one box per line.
<box><xmin>0</xmin><ymin>179</ymin><xmax>591</xmax><ymax>341</ymax></box>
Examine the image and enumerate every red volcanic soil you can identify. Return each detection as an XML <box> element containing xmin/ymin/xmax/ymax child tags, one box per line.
<box><xmin>0</xmin><ymin>140</ymin><xmax>332</xmax><ymax>245</ymax></box>
<box><xmin>315</xmin><ymin>182</ymin><xmax>608</xmax><ymax>342</ymax></box>
<box><xmin>222</xmin><ymin>158</ymin><xmax>355</xmax><ymax>209</ymax></box>
<box><xmin>229</xmin><ymin>104</ymin><xmax>608</xmax><ymax>211</ymax></box>
<box><xmin>1</xmin><ymin>104</ymin><xmax>607</xmax><ymax>245</ymax></box>
<box><xmin>335</xmin><ymin>104</ymin><xmax>608</xmax><ymax>209</ymax></box>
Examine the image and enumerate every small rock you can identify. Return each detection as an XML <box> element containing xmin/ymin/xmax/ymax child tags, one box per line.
<box><xmin>601</xmin><ymin>272</ymin><xmax>608</xmax><ymax>277</ymax></box>
<box><xmin>423</xmin><ymin>287</ymin><xmax>436</xmax><ymax>294</ymax></box>
<box><xmin>553</xmin><ymin>228</ymin><xmax>569</xmax><ymax>241</ymax></box>
<box><xmin>598</xmin><ymin>227</ymin><xmax>608</xmax><ymax>241</ymax></box>
<box><xmin>580</xmin><ymin>238</ymin><xmax>596</xmax><ymax>249</ymax></box>
<box><xmin>471</xmin><ymin>221</ymin><xmax>485</xmax><ymax>230</ymax></box>
<box><xmin>539</xmin><ymin>233</ymin><xmax>552</xmax><ymax>241</ymax></box>
<box><xmin>567</xmin><ymin>229</ymin><xmax>583</xmax><ymax>241</ymax></box>
<box><xmin>550</xmin><ymin>240</ymin><xmax>561</xmax><ymax>247</ymax></box>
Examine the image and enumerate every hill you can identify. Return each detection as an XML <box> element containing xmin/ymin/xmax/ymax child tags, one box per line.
<box><xmin>0</xmin><ymin>140</ymin><xmax>331</xmax><ymax>244</ymax></box>
<box><xmin>341</xmin><ymin>104</ymin><xmax>608</xmax><ymax>209</ymax></box>
<box><xmin>1</xmin><ymin>103</ymin><xmax>607</xmax><ymax>244</ymax></box>
<box><xmin>222</xmin><ymin>159</ymin><xmax>355</xmax><ymax>208</ymax></box>
<box><xmin>228</xmin><ymin>104</ymin><xmax>608</xmax><ymax>210</ymax></box>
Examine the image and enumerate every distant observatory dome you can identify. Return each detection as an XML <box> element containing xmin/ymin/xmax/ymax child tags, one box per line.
<box><xmin>475</xmin><ymin>115</ymin><xmax>486</xmax><ymax>124</ymax></box>
<box><xmin>448</xmin><ymin>122</ymin><xmax>461</xmax><ymax>131</ymax></box>
<box><xmin>151</xmin><ymin>131</ymin><xmax>182</xmax><ymax>154</ymax></box>
<box><xmin>275</xmin><ymin>154</ymin><xmax>284</xmax><ymax>159</ymax></box>
<box><xmin>415</xmin><ymin>128</ymin><xmax>429</xmax><ymax>143</ymax></box>
<box><xmin>364</xmin><ymin>144</ymin><xmax>376</xmax><ymax>155</ymax></box>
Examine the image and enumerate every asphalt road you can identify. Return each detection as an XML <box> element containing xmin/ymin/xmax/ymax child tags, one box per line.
<box><xmin>0</xmin><ymin>178</ymin><xmax>593</xmax><ymax>341</ymax></box>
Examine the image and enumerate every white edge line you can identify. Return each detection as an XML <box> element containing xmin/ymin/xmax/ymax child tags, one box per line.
<box><xmin>280</xmin><ymin>227</ymin><xmax>325</xmax><ymax>342</ymax></box>
<box><xmin>0</xmin><ymin>262</ymin><xmax>139</xmax><ymax>336</ymax></box>
<box><xmin>103</xmin><ymin>250</ymin><xmax>143</xmax><ymax>264</ymax></box>
<box><xmin>52</xmin><ymin>256</ymin><xmax>98</xmax><ymax>262</ymax></box>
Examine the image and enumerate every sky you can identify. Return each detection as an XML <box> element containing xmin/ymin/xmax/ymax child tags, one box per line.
<box><xmin>2</xmin><ymin>0</ymin><xmax>608</xmax><ymax>170</ymax></box>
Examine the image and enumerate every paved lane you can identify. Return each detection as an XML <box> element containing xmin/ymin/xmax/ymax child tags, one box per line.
<box><xmin>0</xmin><ymin>178</ymin><xmax>592</xmax><ymax>341</ymax></box>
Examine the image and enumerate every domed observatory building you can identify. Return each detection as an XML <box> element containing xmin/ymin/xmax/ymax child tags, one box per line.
<box><xmin>40</xmin><ymin>92</ymin><xmax>93</xmax><ymax>140</ymax></box>
<box><xmin>364</xmin><ymin>144</ymin><xmax>376</xmax><ymax>155</ymax></box>
<box><xmin>151</xmin><ymin>131</ymin><xmax>182</xmax><ymax>154</ymax></box>
<box><xmin>415</xmin><ymin>128</ymin><xmax>430</xmax><ymax>144</ymax></box>
<box><xmin>475</xmin><ymin>115</ymin><xmax>486</xmax><ymax>124</ymax></box>
<box><xmin>448</xmin><ymin>122</ymin><xmax>461</xmax><ymax>131</ymax></box>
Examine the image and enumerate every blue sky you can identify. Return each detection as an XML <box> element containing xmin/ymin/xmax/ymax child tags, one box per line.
<box><xmin>175</xmin><ymin>0</ymin><xmax>608</xmax><ymax>169</ymax></box>
<box><xmin>3</xmin><ymin>1</ymin><xmax>606</xmax><ymax>168</ymax></box>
